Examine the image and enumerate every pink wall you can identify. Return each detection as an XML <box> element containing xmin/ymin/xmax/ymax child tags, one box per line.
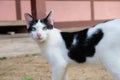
<box><xmin>1</xmin><ymin>0</ymin><xmax>120</xmax><ymax>22</ymax></box>
<box><xmin>0</xmin><ymin>0</ymin><xmax>16</xmax><ymax>21</ymax></box>
<box><xmin>46</xmin><ymin>1</ymin><xmax>120</xmax><ymax>22</ymax></box>
<box><xmin>94</xmin><ymin>1</ymin><xmax>120</xmax><ymax>20</ymax></box>
<box><xmin>0</xmin><ymin>0</ymin><xmax>31</xmax><ymax>21</ymax></box>
<box><xmin>21</xmin><ymin>0</ymin><xmax>31</xmax><ymax>20</ymax></box>
<box><xmin>46</xmin><ymin>1</ymin><xmax>91</xmax><ymax>22</ymax></box>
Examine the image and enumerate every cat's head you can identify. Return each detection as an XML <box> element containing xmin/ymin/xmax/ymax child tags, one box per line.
<box><xmin>24</xmin><ymin>11</ymin><xmax>54</xmax><ymax>42</ymax></box>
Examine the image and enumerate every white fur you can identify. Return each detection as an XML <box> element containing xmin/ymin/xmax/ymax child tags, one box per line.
<box><xmin>36</xmin><ymin>28</ymin><xmax>70</xmax><ymax>80</ymax></box>
<box><xmin>87</xmin><ymin>19</ymin><xmax>120</xmax><ymax>80</ymax></box>
<box><xmin>72</xmin><ymin>34</ymin><xmax>78</xmax><ymax>46</ymax></box>
<box><xmin>28</xmin><ymin>19</ymin><xmax>120</xmax><ymax>80</ymax></box>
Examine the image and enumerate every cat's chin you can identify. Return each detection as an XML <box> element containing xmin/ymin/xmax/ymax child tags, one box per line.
<box><xmin>36</xmin><ymin>38</ymin><xmax>46</xmax><ymax>43</ymax></box>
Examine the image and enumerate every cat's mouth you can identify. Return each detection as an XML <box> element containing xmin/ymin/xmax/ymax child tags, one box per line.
<box><xmin>36</xmin><ymin>37</ymin><xmax>45</xmax><ymax>42</ymax></box>
<box><xmin>37</xmin><ymin>37</ymin><xmax>43</xmax><ymax>40</ymax></box>
<box><xmin>36</xmin><ymin>38</ymin><xmax>45</xmax><ymax>43</ymax></box>
<box><xmin>37</xmin><ymin>36</ymin><xmax>42</xmax><ymax>40</ymax></box>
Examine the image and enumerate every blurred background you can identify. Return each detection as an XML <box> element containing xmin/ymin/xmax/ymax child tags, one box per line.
<box><xmin>0</xmin><ymin>0</ymin><xmax>120</xmax><ymax>34</ymax></box>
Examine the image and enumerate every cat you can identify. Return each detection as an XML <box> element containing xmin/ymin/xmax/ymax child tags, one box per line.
<box><xmin>24</xmin><ymin>11</ymin><xmax>120</xmax><ymax>80</ymax></box>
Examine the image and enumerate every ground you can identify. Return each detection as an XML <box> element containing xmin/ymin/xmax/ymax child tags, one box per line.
<box><xmin>0</xmin><ymin>30</ymin><xmax>113</xmax><ymax>80</ymax></box>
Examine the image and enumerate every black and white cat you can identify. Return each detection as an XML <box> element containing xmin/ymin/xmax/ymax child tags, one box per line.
<box><xmin>24</xmin><ymin>11</ymin><xmax>120</xmax><ymax>80</ymax></box>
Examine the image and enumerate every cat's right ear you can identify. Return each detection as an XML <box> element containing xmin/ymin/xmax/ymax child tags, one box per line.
<box><xmin>24</xmin><ymin>13</ymin><xmax>34</xmax><ymax>28</ymax></box>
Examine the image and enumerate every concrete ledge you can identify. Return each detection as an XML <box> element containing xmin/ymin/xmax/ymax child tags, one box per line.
<box><xmin>0</xmin><ymin>20</ymin><xmax>27</xmax><ymax>33</ymax></box>
<box><xmin>0</xmin><ymin>20</ymin><xmax>26</xmax><ymax>27</ymax></box>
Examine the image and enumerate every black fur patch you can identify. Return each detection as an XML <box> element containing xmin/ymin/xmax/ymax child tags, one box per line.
<box><xmin>28</xmin><ymin>19</ymin><xmax>38</xmax><ymax>33</ymax></box>
<box><xmin>61</xmin><ymin>29</ymin><xmax>103</xmax><ymax>63</ymax></box>
<box><xmin>41</xmin><ymin>18</ymin><xmax>53</xmax><ymax>29</ymax></box>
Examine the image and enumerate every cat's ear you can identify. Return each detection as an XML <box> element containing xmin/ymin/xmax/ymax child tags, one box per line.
<box><xmin>24</xmin><ymin>13</ymin><xmax>34</xmax><ymax>28</ymax></box>
<box><xmin>45</xmin><ymin>10</ymin><xmax>54</xmax><ymax>25</ymax></box>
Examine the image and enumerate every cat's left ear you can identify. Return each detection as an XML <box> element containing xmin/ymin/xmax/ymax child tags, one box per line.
<box><xmin>45</xmin><ymin>10</ymin><xmax>54</xmax><ymax>25</ymax></box>
<box><xmin>24</xmin><ymin>13</ymin><xmax>34</xmax><ymax>28</ymax></box>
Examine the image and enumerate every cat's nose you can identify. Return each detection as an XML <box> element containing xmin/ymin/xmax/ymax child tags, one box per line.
<box><xmin>37</xmin><ymin>33</ymin><xmax>41</xmax><ymax>39</ymax></box>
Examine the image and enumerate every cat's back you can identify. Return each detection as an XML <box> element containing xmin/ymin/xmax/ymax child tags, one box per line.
<box><xmin>93</xmin><ymin>18</ymin><xmax>120</xmax><ymax>32</ymax></box>
<box><xmin>90</xmin><ymin>19</ymin><xmax>120</xmax><ymax>54</ymax></box>
<box><xmin>87</xmin><ymin>19</ymin><xmax>120</xmax><ymax>39</ymax></box>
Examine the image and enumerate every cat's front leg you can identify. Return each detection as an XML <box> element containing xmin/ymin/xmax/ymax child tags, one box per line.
<box><xmin>51</xmin><ymin>61</ymin><xmax>68</xmax><ymax>80</ymax></box>
<box><xmin>63</xmin><ymin>70</ymin><xmax>68</xmax><ymax>80</ymax></box>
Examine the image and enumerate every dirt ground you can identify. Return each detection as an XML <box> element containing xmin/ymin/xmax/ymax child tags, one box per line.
<box><xmin>0</xmin><ymin>33</ymin><xmax>113</xmax><ymax>80</ymax></box>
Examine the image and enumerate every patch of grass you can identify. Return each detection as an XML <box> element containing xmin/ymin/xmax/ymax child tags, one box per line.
<box><xmin>32</xmin><ymin>53</ymin><xmax>39</xmax><ymax>56</ymax></box>
<box><xmin>22</xmin><ymin>77</ymin><xmax>33</xmax><ymax>80</ymax></box>
<box><xmin>25</xmin><ymin>54</ymin><xmax>30</xmax><ymax>57</ymax></box>
<box><xmin>0</xmin><ymin>57</ymin><xmax>7</xmax><ymax>60</ymax></box>
<box><xmin>0</xmin><ymin>72</ymin><xmax>6</xmax><ymax>76</ymax></box>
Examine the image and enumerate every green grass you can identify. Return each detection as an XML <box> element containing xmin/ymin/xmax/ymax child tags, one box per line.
<box><xmin>0</xmin><ymin>57</ymin><xmax>7</xmax><ymax>60</ymax></box>
<box><xmin>22</xmin><ymin>77</ymin><xmax>33</xmax><ymax>80</ymax></box>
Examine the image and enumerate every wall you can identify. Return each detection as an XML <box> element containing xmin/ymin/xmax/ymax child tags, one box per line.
<box><xmin>0</xmin><ymin>0</ymin><xmax>16</xmax><ymax>21</ymax></box>
<box><xmin>1</xmin><ymin>0</ymin><xmax>120</xmax><ymax>28</ymax></box>
<box><xmin>46</xmin><ymin>1</ymin><xmax>91</xmax><ymax>22</ymax></box>
<box><xmin>46</xmin><ymin>0</ymin><xmax>120</xmax><ymax>22</ymax></box>
<box><xmin>0</xmin><ymin>0</ymin><xmax>31</xmax><ymax>21</ymax></box>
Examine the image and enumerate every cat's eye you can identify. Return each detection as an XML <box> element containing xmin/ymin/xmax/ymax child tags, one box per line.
<box><xmin>42</xmin><ymin>27</ymin><xmax>47</xmax><ymax>30</ymax></box>
<box><xmin>32</xmin><ymin>27</ymin><xmax>36</xmax><ymax>31</ymax></box>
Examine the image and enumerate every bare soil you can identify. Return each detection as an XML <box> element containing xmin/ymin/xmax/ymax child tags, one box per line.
<box><xmin>0</xmin><ymin>33</ymin><xmax>113</xmax><ymax>80</ymax></box>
